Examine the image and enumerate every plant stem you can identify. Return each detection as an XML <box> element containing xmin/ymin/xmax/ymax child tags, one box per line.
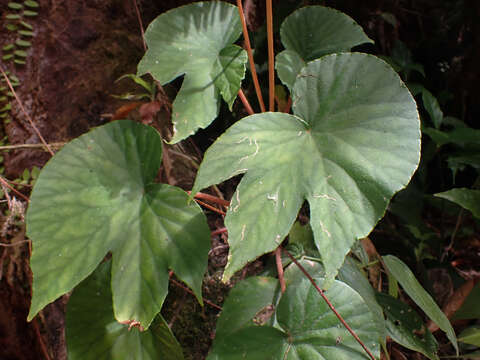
<box><xmin>132</xmin><ymin>0</ymin><xmax>147</xmax><ymax>51</ymax></box>
<box><xmin>284</xmin><ymin>250</ymin><xmax>377</xmax><ymax>360</ymax></box>
<box><xmin>266</xmin><ymin>0</ymin><xmax>275</xmax><ymax>111</ymax></box>
<box><xmin>236</xmin><ymin>0</ymin><xmax>265</xmax><ymax>112</ymax></box>
<box><xmin>195</xmin><ymin>199</ymin><xmax>226</xmax><ymax>216</ymax></box>
<box><xmin>275</xmin><ymin>247</ymin><xmax>286</xmax><ymax>293</ymax></box>
<box><xmin>0</xmin><ymin>142</ymin><xmax>65</xmax><ymax>151</ymax></box>
<box><xmin>190</xmin><ymin>191</ymin><xmax>230</xmax><ymax>207</ymax></box>
<box><xmin>0</xmin><ymin>175</ymin><xmax>29</xmax><ymax>202</ymax></box>
<box><xmin>238</xmin><ymin>89</ymin><xmax>254</xmax><ymax>115</ymax></box>
<box><xmin>0</xmin><ymin>66</ymin><xmax>54</xmax><ymax>156</ymax></box>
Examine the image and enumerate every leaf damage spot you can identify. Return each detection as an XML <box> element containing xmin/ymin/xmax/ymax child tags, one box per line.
<box><xmin>313</xmin><ymin>193</ymin><xmax>336</xmax><ymax>201</ymax></box>
<box><xmin>232</xmin><ymin>190</ymin><xmax>240</xmax><ymax>212</ymax></box>
<box><xmin>319</xmin><ymin>221</ymin><xmax>331</xmax><ymax>237</ymax></box>
<box><xmin>275</xmin><ymin>234</ymin><xmax>282</xmax><ymax>244</ymax></box>
<box><xmin>240</xmin><ymin>224</ymin><xmax>246</xmax><ymax>242</ymax></box>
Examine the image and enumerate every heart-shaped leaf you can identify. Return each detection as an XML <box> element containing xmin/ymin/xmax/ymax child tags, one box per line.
<box><xmin>27</xmin><ymin>120</ymin><xmax>210</xmax><ymax>329</ymax></box>
<box><xmin>193</xmin><ymin>53</ymin><xmax>420</xmax><ymax>282</ymax></box>
<box><xmin>276</xmin><ymin>5</ymin><xmax>373</xmax><ymax>90</ymax></box>
<box><xmin>66</xmin><ymin>261</ymin><xmax>184</xmax><ymax>360</ymax></box>
<box><xmin>137</xmin><ymin>1</ymin><xmax>246</xmax><ymax>143</ymax></box>
<box><xmin>208</xmin><ymin>273</ymin><xmax>380</xmax><ymax>359</ymax></box>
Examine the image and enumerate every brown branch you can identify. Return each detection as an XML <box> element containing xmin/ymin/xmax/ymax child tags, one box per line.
<box><xmin>0</xmin><ymin>175</ymin><xmax>30</xmax><ymax>202</ymax></box>
<box><xmin>266</xmin><ymin>0</ymin><xmax>275</xmax><ymax>111</ymax></box>
<box><xmin>132</xmin><ymin>0</ymin><xmax>147</xmax><ymax>51</ymax></box>
<box><xmin>238</xmin><ymin>89</ymin><xmax>255</xmax><ymax>115</ymax></box>
<box><xmin>211</xmin><ymin>227</ymin><xmax>228</xmax><ymax>237</ymax></box>
<box><xmin>191</xmin><ymin>192</ymin><xmax>230</xmax><ymax>207</ymax></box>
<box><xmin>284</xmin><ymin>250</ymin><xmax>376</xmax><ymax>360</ymax></box>
<box><xmin>0</xmin><ymin>67</ymin><xmax>54</xmax><ymax>156</ymax></box>
<box><xmin>195</xmin><ymin>199</ymin><xmax>226</xmax><ymax>216</ymax></box>
<box><xmin>0</xmin><ymin>239</ymin><xmax>30</xmax><ymax>247</ymax></box>
<box><xmin>236</xmin><ymin>0</ymin><xmax>266</xmax><ymax>112</ymax></box>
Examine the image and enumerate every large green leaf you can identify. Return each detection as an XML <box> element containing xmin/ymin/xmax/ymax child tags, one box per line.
<box><xmin>27</xmin><ymin>120</ymin><xmax>210</xmax><ymax>329</ymax></box>
<box><xmin>338</xmin><ymin>258</ymin><xmax>386</xmax><ymax>347</ymax></box>
<box><xmin>137</xmin><ymin>1</ymin><xmax>246</xmax><ymax>143</ymax></box>
<box><xmin>66</xmin><ymin>261</ymin><xmax>184</xmax><ymax>360</ymax></box>
<box><xmin>435</xmin><ymin>188</ymin><xmax>480</xmax><ymax>218</ymax></box>
<box><xmin>382</xmin><ymin>255</ymin><xmax>458</xmax><ymax>353</ymax></box>
<box><xmin>276</xmin><ymin>6</ymin><xmax>373</xmax><ymax>90</ymax></box>
<box><xmin>193</xmin><ymin>53</ymin><xmax>420</xmax><ymax>282</ymax></box>
<box><xmin>208</xmin><ymin>274</ymin><xmax>380</xmax><ymax>359</ymax></box>
<box><xmin>376</xmin><ymin>293</ymin><xmax>438</xmax><ymax>360</ymax></box>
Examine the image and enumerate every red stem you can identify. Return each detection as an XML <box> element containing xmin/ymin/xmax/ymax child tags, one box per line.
<box><xmin>195</xmin><ymin>199</ymin><xmax>226</xmax><ymax>216</ymax></box>
<box><xmin>189</xmin><ymin>191</ymin><xmax>230</xmax><ymax>207</ymax></box>
<box><xmin>275</xmin><ymin>247</ymin><xmax>286</xmax><ymax>293</ymax></box>
<box><xmin>266</xmin><ymin>0</ymin><xmax>275</xmax><ymax>111</ymax></box>
<box><xmin>236</xmin><ymin>0</ymin><xmax>266</xmax><ymax>112</ymax></box>
<box><xmin>238</xmin><ymin>89</ymin><xmax>255</xmax><ymax>115</ymax></box>
<box><xmin>284</xmin><ymin>250</ymin><xmax>376</xmax><ymax>360</ymax></box>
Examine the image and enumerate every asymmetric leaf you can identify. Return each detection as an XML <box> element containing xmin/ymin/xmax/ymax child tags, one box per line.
<box><xmin>193</xmin><ymin>53</ymin><xmax>420</xmax><ymax>282</ymax></box>
<box><xmin>383</xmin><ymin>255</ymin><xmax>458</xmax><ymax>353</ymax></box>
<box><xmin>66</xmin><ymin>261</ymin><xmax>184</xmax><ymax>360</ymax></box>
<box><xmin>376</xmin><ymin>293</ymin><xmax>439</xmax><ymax>360</ymax></box>
<box><xmin>208</xmin><ymin>275</ymin><xmax>380</xmax><ymax>359</ymax></box>
<box><xmin>435</xmin><ymin>188</ymin><xmax>480</xmax><ymax>218</ymax></box>
<box><xmin>27</xmin><ymin>120</ymin><xmax>210</xmax><ymax>329</ymax></box>
<box><xmin>276</xmin><ymin>6</ymin><xmax>373</xmax><ymax>89</ymax></box>
<box><xmin>137</xmin><ymin>2</ymin><xmax>246</xmax><ymax>143</ymax></box>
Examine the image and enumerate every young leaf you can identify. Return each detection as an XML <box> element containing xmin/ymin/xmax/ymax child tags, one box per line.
<box><xmin>458</xmin><ymin>327</ymin><xmax>480</xmax><ymax>347</ymax></box>
<box><xmin>15</xmin><ymin>39</ymin><xmax>31</xmax><ymax>47</ymax></box>
<box><xmin>8</xmin><ymin>2</ymin><xmax>23</xmax><ymax>10</ymax></box>
<box><xmin>14</xmin><ymin>49</ymin><xmax>28</xmax><ymax>57</ymax></box>
<box><xmin>2</xmin><ymin>44</ymin><xmax>15</xmax><ymax>51</ymax></box>
<box><xmin>193</xmin><ymin>53</ymin><xmax>420</xmax><ymax>283</ymax></box>
<box><xmin>18</xmin><ymin>30</ymin><xmax>34</xmax><ymax>36</ymax></box>
<box><xmin>20</xmin><ymin>21</ymin><xmax>33</xmax><ymax>29</ymax></box>
<box><xmin>67</xmin><ymin>261</ymin><xmax>184</xmax><ymax>360</ymax></box>
<box><xmin>422</xmin><ymin>88</ymin><xmax>443</xmax><ymax>129</ymax></box>
<box><xmin>435</xmin><ymin>188</ymin><xmax>480</xmax><ymax>218</ymax></box>
<box><xmin>23</xmin><ymin>10</ymin><xmax>38</xmax><ymax>16</ymax></box>
<box><xmin>382</xmin><ymin>255</ymin><xmax>458</xmax><ymax>353</ymax></box>
<box><xmin>276</xmin><ymin>6</ymin><xmax>373</xmax><ymax>90</ymax></box>
<box><xmin>27</xmin><ymin>120</ymin><xmax>210</xmax><ymax>329</ymax></box>
<box><xmin>23</xmin><ymin>0</ymin><xmax>39</xmax><ymax>7</ymax></box>
<box><xmin>376</xmin><ymin>293</ymin><xmax>439</xmax><ymax>360</ymax></box>
<box><xmin>5</xmin><ymin>14</ymin><xmax>21</xmax><ymax>20</ymax></box>
<box><xmin>137</xmin><ymin>1</ymin><xmax>246</xmax><ymax>143</ymax></box>
<box><xmin>208</xmin><ymin>275</ymin><xmax>380</xmax><ymax>359</ymax></box>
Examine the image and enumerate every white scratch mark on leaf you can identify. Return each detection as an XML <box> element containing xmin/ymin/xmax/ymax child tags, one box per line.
<box><xmin>240</xmin><ymin>224</ymin><xmax>246</xmax><ymax>242</ymax></box>
<box><xmin>282</xmin><ymin>200</ymin><xmax>286</xmax><ymax>208</ymax></box>
<box><xmin>236</xmin><ymin>136</ymin><xmax>249</xmax><ymax>144</ymax></box>
<box><xmin>253</xmin><ymin>139</ymin><xmax>259</xmax><ymax>156</ymax></box>
<box><xmin>275</xmin><ymin>234</ymin><xmax>282</xmax><ymax>244</ymax></box>
<box><xmin>232</xmin><ymin>190</ymin><xmax>240</xmax><ymax>212</ymax></box>
<box><xmin>297</xmin><ymin>131</ymin><xmax>302</xmax><ymax>136</ymax></box>
<box><xmin>319</xmin><ymin>221</ymin><xmax>331</xmax><ymax>237</ymax></box>
<box><xmin>267</xmin><ymin>191</ymin><xmax>278</xmax><ymax>205</ymax></box>
<box><xmin>313</xmin><ymin>194</ymin><xmax>336</xmax><ymax>201</ymax></box>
